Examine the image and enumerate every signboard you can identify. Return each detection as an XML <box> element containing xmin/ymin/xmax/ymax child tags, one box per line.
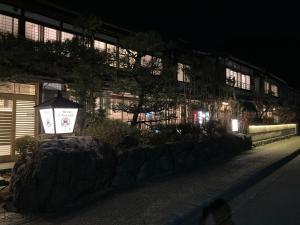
<box><xmin>40</xmin><ymin>108</ymin><xmax>55</xmax><ymax>134</ymax></box>
<box><xmin>232</xmin><ymin>119</ymin><xmax>238</xmax><ymax>132</ymax></box>
<box><xmin>54</xmin><ymin>108</ymin><xmax>78</xmax><ymax>134</ymax></box>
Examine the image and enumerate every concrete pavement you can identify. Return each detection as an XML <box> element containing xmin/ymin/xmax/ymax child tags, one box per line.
<box><xmin>231</xmin><ymin>152</ymin><xmax>300</xmax><ymax>225</ymax></box>
<box><xmin>3</xmin><ymin>136</ymin><xmax>300</xmax><ymax>225</ymax></box>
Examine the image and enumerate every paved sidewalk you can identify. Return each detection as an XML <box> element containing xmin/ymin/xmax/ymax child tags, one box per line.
<box><xmin>230</xmin><ymin>154</ymin><xmax>300</xmax><ymax>225</ymax></box>
<box><xmin>4</xmin><ymin>136</ymin><xmax>300</xmax><ymax>225</ymax></box>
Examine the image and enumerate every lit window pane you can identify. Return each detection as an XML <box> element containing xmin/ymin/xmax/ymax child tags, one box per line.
<box><xmin>61</xmin><ymin>31</ymin><xmax>74</xmax><ymax>42</ymax></box>
<box><xmin>94</xmin><ymin>40</ymin><xmax>106</xmax><ymax>51</ymax></box>
<box><xmin>242</xmin><ymin>74</ymin><xmax>246</xmax><ymax>89</ymax></box>
<box><xmin>225</xmin><ymin>68</ymin><xmax>251</xmax><ymax>90</ymax></box>
<box><xmin>152</xmin><ymin>57</ymin><xmax>162</xmax><ymax>75</ymax></box>
<box><xmin>177</xmin><ymin>63</ymin><xmax>184</xmax><ymax>82</ymax></box>
<box><xmin>264</xmin><ymin>81</ymin><xmax>269</xmax><ymax>94</ymax></box>
<box><xmin>271</xmin><ymin>84</ymin><xmax>278</xmax><ymax>97</ymax></box>
<box><xmin>245</xmin><ymin>75</ymin><xmax>250</xmax><ymax>90</ymax></box>
<box><xmin>0</xmin><ymin>98</ymin><xmax>13</xmax><ymax>112</ymax></box>
<box><xmin>107</xmin><ymin>43</ymin><xmax>117</xmax><ymax>54</ymax></box>
<box><xmin>178</xmin><ymin>63</ymin><xmax>190</xmax><ymax>82</ymax></box>
<box><xmin>0</xmin><ymin>14</ymin><xmax>18</xmax><ymax>35</ymax></box>
<box><xmin>13</xmin><ymin>18</ymin><xmax>18</xmax><ymax>36</ymax></box>
<box><xmin>184</xmin><ymin>65</ymin><xmax>190</xmax><ymax>82</ymax></box>
<box><xmin>129</xmin><ymin>50</ymin><xmax>137</xmax><ymax>67</ymax></box>
<box><xmin>0</xmin><ymin>82</ymin><xmax>14</xmax><ymax>93</ymax></box>
<box><xmin>44</xmin><ymin>27</ymin><xmax>57</xmax><ymax>42</ymax></box>
<box><xmin>14</xmin><ymin>83</ymin><xmax>36</xmax><ymax>95</ymax></box>
<box><xmin>25</xmin><ymin>22</ymin><xmax>41</xmax><ymax>41</ymax></box>
<box><xmin>141</xmin><ymin>55</ymin><xmax>152</xmax><ymax>67</ymax></box>
<box><xmin>119</xmin><ymin>47</ymin><xmax>128</xmax><ymax>68</ymax></box>
<box><xmin>233</xmin><ymin>71</ymin><xmax>238</xmax><ymax>87</ymax></box>
<box><xmin>107</xmin><ymin>44</ymin><xmax>117</xmax><ymax>67</ymax></box>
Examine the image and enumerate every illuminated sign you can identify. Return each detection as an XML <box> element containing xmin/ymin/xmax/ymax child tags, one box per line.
<box><xmin>35</xmin><ymin>92</ymin><xmax>81</xmax><ymax>135</ymax></box>
<box><xmin>198</xmin><ymin>111</ymin><xmax>203</xmax><ymax>125</ymax></box>
<box><xmin>232</xmin><ymin>119</ymin><xmax>238</xmax><ymax>132</ymax></box>
<box><xmin>40</xmin><ymin>108</ymin><xmax>55</xmax><ymax>134</ymax></box>
<box><xmin>54</xmin><ymin>108</ymin><xmax>78</xmax><ymax>134</ymax></box>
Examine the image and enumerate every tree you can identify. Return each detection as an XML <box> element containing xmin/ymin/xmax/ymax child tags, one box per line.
<box><xmin>110</xmin><ymin>32</ymin><xmax>179</xmax><ymax>127</ymax></box>
<box><xmin>74</xmin><ymin>14</ymin><xmax>103</xmax><ymax>48</ymax></box>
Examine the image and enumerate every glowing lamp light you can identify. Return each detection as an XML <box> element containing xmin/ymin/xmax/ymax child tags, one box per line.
<box><xmin>222</xmin><ymin>102</ymin><xmax>229</xmax><ymax>106</ymax></box>
<box><xmin>232</xmin><ymin>119</ymin><xmax>238</xmax><ymax>132</ymax></box>
<box><xmin>35</xmin><ymin>92</ymin><xmax>81</xmax><ymax>134</ymax></box>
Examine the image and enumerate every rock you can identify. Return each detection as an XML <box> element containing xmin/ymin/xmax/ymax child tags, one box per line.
<box><xmin>112</xmin><ymin>148</ymin><xmax>146</xmax><ymax>187</ymax></box>
<box><xmin>0</xmin><ymin>177</ymin><xmax>9</xmax><ymax>187</ymax></box>
<box><xmin>116</xmin><ymin>135</ymin><xmax>139</xmax><ymax>150</ymax></box>
<box><xmin>0</xmin><ymin>185</ymin><xmax>12</xmax><ymax>202</ymax></box>
<box><xmin>10</xmin><ymin>136</ymin><xmax>116</xmax><ymax>212</ymax></box>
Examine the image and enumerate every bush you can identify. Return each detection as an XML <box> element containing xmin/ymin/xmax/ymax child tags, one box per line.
<box><xmin>12</xmin><ymin>136</ymin><xmax>39</xmax><ymax>160</ymax></box>
<box><xmin>144</xmin><ymin>123</ymin><xmax>204</xmax><ymax>145</ymax></box>
<box><xmin>82</xmin><ymin>119</ymin><xmax>140</xmax><ymax>150</ymax></box>
<box><xmin>203</xmin><ymin>120</ymin><xmax>227</xmax><ymax>137</ymax></box>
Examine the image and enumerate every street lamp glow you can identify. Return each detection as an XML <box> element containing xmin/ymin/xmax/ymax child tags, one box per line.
<box><xmin>35</xmin><ymin>92</ymin><xmax>81</xmax><ymax>134</ymax></box>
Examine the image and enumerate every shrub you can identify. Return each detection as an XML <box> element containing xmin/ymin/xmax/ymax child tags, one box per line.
<box><xmin>144</xmin><ymin>123</ymin><xmax>204</xmax><ymax>145</ymax></box>
<box><xmin>82</xmin><ymin>119</ymin><xmax>140</xmax><ymax>150</ymax></box>
<box><xmin>203</xmin><ymin>120</ymin><xmax>227</xmax><ymax>137</ymax></box>
<box><xmin>12</xmin><ymin>136</ymin><xmax>39</xmax><ymax>160</ymax></box>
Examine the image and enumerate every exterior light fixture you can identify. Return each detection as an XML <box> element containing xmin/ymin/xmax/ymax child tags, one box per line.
<box><xmin>35</xmin><ymin>92</ymin><xmax>81</xmax><ymax>135</ymax></box>
<box><xmin>222</xmin><ymin>102</ymin><xmax>229</xmax><ymax>106</ymax></box>
<box><xmin>232</xmin><ymin>119</ymin><xmax>238</xmax><ymax>132</ymax></box>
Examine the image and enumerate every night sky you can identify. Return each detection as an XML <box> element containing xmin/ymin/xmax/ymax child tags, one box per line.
<box><xmin>44</xmin><ymin>0</ymin><xmax>300</xmax><ymax>88</ymax></box>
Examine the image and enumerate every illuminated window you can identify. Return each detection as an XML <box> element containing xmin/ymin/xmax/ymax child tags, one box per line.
<box><xmin>44</xmin><ymin>27</ymin><xmax>57</xmax><ymax>42</ymax></box>
<box><xmin>177</xmin><ymin>63</ymin><xmax>190</xmax><ymax>82</ymax></box>
<box><xmin>94</xmin><ymin>40</ymin><xmax>106</xmax><ymax>51</ymax></box>
<box><xmin>245</xmin><ymin>75</ymin><xmax>250</xmax><ymax>90</ymax></box>
<box><xmin>264</xmin><ymin>81</ymin><xmax>270</xmax><ymax>94</ymax></box>
<box><xmin>25</xmin><ymin>22</ymin><xmax>41</xmax><ymax>41</ymax></box>
<box><xmin>107</xmin><ymin>43</ymin><xmax>118</xmax><ymax>67</ymax></box>
<box><xmin>0</xmin><ymin>82</ymin><xmax>36</xmax><ymax>95</ymax></box>
<box><xmin>109</xmin><ymin>98</ymin><xmax>123</xmax><ymax>120</ymax></box>
<box><xmin>141</xmin><ymin>55</ymin><xmax>152</xmax><ymax>67</ymax></box>
<box><xmin>119</xmin><ymin>48</ymin><xmax>137</xmax><ymax>69</ymax></box>
<box><xmin>271</xmin><ymin>84</ymin><xmax>278</xmax><ymax>97</ymax></box>
<box><xmin>0</xmin><ymin>82</ymin><xmax>14</xmax><ymax>93</ymax></box>
<box><xmin>119</xmin><ymin>48</ymin><xmax>129</xmax><ymax>68</ymax></box>
<box><xmin>225</xmin><ymin>68</ymin><xmax>250</xmax><ymax>90</ymax></box>
<box><xmin>141</xmin><ymin>55</ymin><xmax>163</xmax><ymax>75</ymax></box>
<box><xmin>61</xmin><ymin>31</ymin><xmax>74</xmax><ymax>42</ymax></box>
<box><xmin>14</xmin><ymin>83</ymin><xmax>36</xmax><ymax>95</ymax></box>
<box><xmin>0</xmin><ymin>14</ymin><xmax>18</xmax><ymax>35</ymax></box>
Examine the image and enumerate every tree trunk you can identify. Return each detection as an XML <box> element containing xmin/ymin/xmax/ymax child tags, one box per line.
<box><xmin>131</xmin><ymin>93</ymin><xmax>144</xmax><ymax>127</ymax></box>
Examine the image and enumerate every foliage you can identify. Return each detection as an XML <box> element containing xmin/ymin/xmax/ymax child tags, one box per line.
<box><xmin>12</xmin><ymin>136</ymin><xmax>39</xmax><ymax>160</ymax></box>
<box><xmin>203</xmin><ymin>120</ymin><xmax>227</xmax><ymax>137</ymax></box>
<box><xmin>74</xmin><ymin>14</ymin><xmax>103</xmax><ymax>46</ymax></box>
<box><xmin>143</xmin><ymin>123</ymin><xmax>204</xmax><ymax>145</ymax></box>
<box><xmin>82</xmin><ymin>119</ymin><xmax>140</xmax><ymax>150</ymax></box>
<box><xmin>111</xmin><ymin>32</ymin><xmax>179</xmax><ymax>127</ymax></box>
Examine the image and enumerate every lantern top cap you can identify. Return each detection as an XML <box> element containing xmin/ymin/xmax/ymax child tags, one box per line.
<box><xmin>35</xmin><ymin>91</ymin><xmax>82</xmax><ymax>109</ymax></box>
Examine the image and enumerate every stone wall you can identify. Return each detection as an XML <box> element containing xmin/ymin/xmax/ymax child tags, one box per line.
<box><xmin>10</xmin><ymin>134</ymin><xmax>251</xmax><ymax>212</ymax></box>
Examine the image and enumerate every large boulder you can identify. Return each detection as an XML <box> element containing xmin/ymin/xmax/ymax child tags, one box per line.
<box><xmin>10</xmin><ymin>136</ymin><xmax>116</xmax><ymax>212</ymax></box>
